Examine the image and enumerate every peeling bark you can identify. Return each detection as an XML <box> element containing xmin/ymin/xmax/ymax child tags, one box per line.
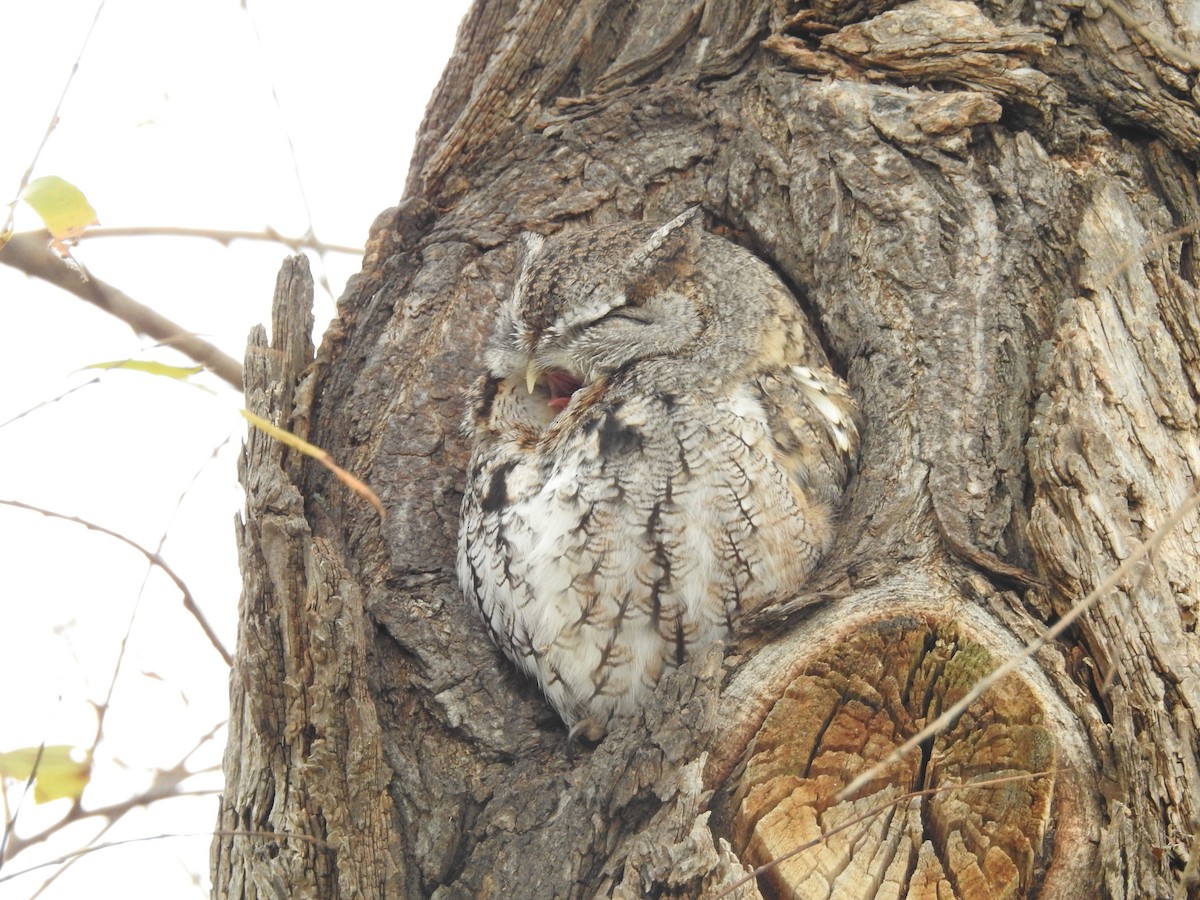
<box><xmin>215</xmin><ymin>1</ymin><xmax>1200</xmax><ymax>897</ymax></box>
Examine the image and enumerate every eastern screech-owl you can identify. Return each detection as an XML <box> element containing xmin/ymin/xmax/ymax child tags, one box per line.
<box><xmin>457</xmin><ymin>209</ymin><xmax>858</xmax><ymax>742</ymax></box>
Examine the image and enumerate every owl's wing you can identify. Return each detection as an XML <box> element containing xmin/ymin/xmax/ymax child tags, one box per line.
<box><xmin>753</xmin><ymin>364</ymin><xmax>859</xmax><ymax>508</ymax></box>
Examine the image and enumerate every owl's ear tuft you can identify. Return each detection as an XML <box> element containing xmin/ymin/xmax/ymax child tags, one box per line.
<box><xmin>515</xmin><ymin>232</ymin><xmax>546</xmax><ymax>276</ymax></box>
<box><xmin>503</xmin><ymin>231</ymin><xmax>547</xmax><ymax>321</ymax></box>
<box><xmin>624</xmin><ymin>208</ymin><xmax>703</xmax><ymax>301</ymax></box>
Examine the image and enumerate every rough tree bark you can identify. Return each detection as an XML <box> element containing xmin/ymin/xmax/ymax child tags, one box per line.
<box><xmin>212</xmin><ymin>1</ymin><xmax>1200</xmax><ymax>897</ymax></box>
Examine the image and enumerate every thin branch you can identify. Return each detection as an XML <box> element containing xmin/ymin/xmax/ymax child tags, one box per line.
<box><xmin>0</xmin><ymin>786</ymin><xmax>222</xmax><ymax>865</ymax></box>
<box><xmin>0</xmin><ymin>231</ymin><xmax>243</xmax><ymax>391</ymax></box>
<box><xmin>239</xmin><ymin>4</ymin><xmax>338</xmax><ymax>300</ymax></box>
<box><xmin>179</xmin><ymin>719</ymin><xmax>228</xmax><ymax>770</ymax></box>
<box><xmin>24</xmin><ymin>811</ymin><xmax>118</xmax><ymax>900</ymax></box>
<box><xmin>76</xmin><ymin>224</ymin><xmax>362</xmax><ymax>257</ymax></box>
<box><xmin>0</xmin><ymin>828</ymin><xmax>334</xmax><ymax>885</ymax></box>
<box><xmin>93</xmin><ymin>434</ymin><xmax>236</xmax><ymax>740</ymax></box>
<box><xmin>838</xmin><ymin>482</ymin><xmax>1200</xmax><ymax>802</ymax></box>
<box><xmin>2</xmin><ymin>734</ymin><xmax>224</xmax><ymax>876</ymax></box>
<box><xmin>0</xmin><ymin>742</ymin><xmax>48</xmax><ymax>865</ymax></box>
<box><xmin>2</xmin><ymin>753</ymin><xmax>219</xmax><ymax>862</ymax></box>
<box><xmin>0</xmin><ymin>499</ymin><xmax>232</xmax><ymax>667</ymax></box>
<box><xmin>0</xmin><ymin>378</ymin><xmax>102</xmax><ymax>430</ymax></box>
<box><xmin>1</xmin><ymin>1</ymin><xmax>107</xmax><ymax>239</ymax></box>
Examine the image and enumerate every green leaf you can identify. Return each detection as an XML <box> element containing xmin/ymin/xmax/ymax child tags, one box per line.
<box><xmin>0</xmin><ymin>745</ymin><xmax>92</xmax><ymax>804</ymax></box>
<box><xmin>21</xmin><ymin>175</ymin><xmax>99</xmax><ymax>241</ymax></box>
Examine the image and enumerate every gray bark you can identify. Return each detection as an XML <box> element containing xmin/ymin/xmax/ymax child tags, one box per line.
<box><xmin>213</xmin><ymin>1</ymin><xmax>1200</xmax><ymax>897</ymax></box>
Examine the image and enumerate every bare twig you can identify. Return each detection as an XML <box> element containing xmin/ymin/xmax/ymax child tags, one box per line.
<box><xmin>1</xmin><ymin>1</ymin><xmax>107</xmax><ymax>239</ymax></box>
<box><xmin>13</xmin><ymin>722</ymin><xmax>226</xmax><ymax>892</ymax></box>
<box><xmin>0</xmin><ymin>378</ymin><xmax>103</xmax><ymax>430</ymax></box>
<box><xmin>0</xmin><ymin>231</ymin><xmax>243</xmax><ymax>391</ymax></box>
<box><xmin>239</xmin><ymin>4</ymin><xmax>337</xmax><ymax>299</ymax></box>
<box><xmin>96</xmin><ymin>432</ymin><xmax>235</xmax><ymax>708</ymax></box>
<box><xmin>1</xmin><ymin>827</ymin><xmax>332</xmax><ymax>885</ymax></box>
<box><xmin>0</xmin><ymin>785</ymin><xmax>225</xmax><ymax>868</ymax></box>
<box><xmin>0</xmin><ymin>499</ymin><xmax>232</xmax><ymax>667</ymax></box>
<box><xmin>77</xmin><ymin>224</ymin><xmax>361</xmax><ymax>257</ymax></box>
<box><xmin>25</xmin><ymin>813</ymin><xmax>118</xmax><ymax>899</ymax></box>
<box><xmin>0</xmin><ymin>742</ymin><xmax>49</xmax><ymax>866</ymax></box>
<box><xmin>83</xmin><ymin>431</ymin><xmax>237</xmax><ymax>798</ymax></box>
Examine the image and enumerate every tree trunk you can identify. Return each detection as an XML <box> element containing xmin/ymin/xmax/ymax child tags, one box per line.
<box><xmin>212</xmin><ymin>1</ymin><xmax>1200</xmax><ymax>897</ymax></box>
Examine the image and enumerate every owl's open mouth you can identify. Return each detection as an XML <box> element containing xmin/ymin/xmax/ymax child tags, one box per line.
<box><xmin>545</xmin><ymin>370</ymin><xmax>584</xmax><ymax>410</ymax></box>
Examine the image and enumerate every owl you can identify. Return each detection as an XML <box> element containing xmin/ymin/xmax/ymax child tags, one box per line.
<box><xmin>457</xmin><ymin>209</ymin><xmax>858</xmax><ymax>743</ymax></box>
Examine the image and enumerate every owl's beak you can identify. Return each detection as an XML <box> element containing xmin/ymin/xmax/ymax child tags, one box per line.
<box><xmin>525</xmin><ymin>364</ymin><xmax>540</xmax><ymax>394</ymax></box>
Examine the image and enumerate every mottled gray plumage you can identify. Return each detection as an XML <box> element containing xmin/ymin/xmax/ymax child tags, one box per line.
<box><xmin>458</xmin><ymin>210</ymin><xmax>858</xmax><ymax>741</ymax></box>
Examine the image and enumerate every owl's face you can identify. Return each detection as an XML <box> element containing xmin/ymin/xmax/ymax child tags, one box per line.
<box><xmin>485</xmin><ymin>212</ymin><xmax>706</xmax><ymax>413</ymax></box>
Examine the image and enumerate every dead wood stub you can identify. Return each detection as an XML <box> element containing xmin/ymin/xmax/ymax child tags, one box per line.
<box><xmin>729</xmin><ymin>618</ymin><xmax>1059</xmax><ymax>899</ymax></box>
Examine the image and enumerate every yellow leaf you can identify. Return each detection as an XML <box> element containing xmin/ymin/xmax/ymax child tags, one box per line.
<box><xmin>0</xmin><ymin>745</ymin><xmax>92</xmax><ymax>804</ymax></box>
<box><xmin>241</xmin><ymin>409</ymin><xmax>326</xmax><ymax>460</ymax></box>
<box><xmin>241</xmin><ymin>409</ymin><xmax>386</xmax><ymax>519</ymax></box>
<box><xmin>81</xmin><ymin>358</ymin><xmax>215</xmax><ymax>395</ymax></box>
<box><xmin>21</xmin><ymin>175</ymin><xmax>99</xmax><ymax>242</ymax></box>
<box><xmin>85</xmin><ymin>359</ymin><xmax>205</xmax><ymax>380</ymax></box>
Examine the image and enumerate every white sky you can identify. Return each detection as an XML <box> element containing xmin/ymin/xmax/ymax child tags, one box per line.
<box><xmin>0</xmin><ymin>2</ymin><xmax>469</xmax><ymax>896</ymax></box>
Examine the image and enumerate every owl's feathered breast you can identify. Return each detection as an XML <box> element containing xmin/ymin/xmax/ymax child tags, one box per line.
<box><xmin>459</xmin><ymin>365</ymin><xmax>842</xmax><ymax>733</ymax></box>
